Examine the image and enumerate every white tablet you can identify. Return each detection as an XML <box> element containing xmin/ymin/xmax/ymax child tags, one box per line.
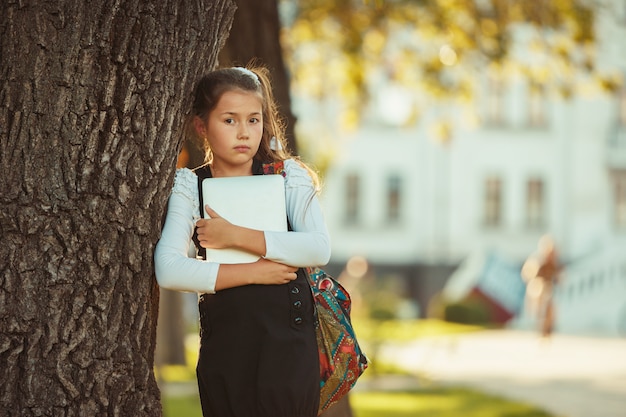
<box><xmin>201</xmin><ymin>174</ymin><xmax>287</xmax><ymax>264</ymax></box>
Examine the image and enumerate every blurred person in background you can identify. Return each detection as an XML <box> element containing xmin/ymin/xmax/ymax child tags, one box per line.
<box><xmin>521</xmin><ymin>235</ymin><xmax>563</xmax><ymax>338</ymax></box>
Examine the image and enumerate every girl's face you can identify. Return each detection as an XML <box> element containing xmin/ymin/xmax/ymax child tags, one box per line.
<box><xmin>196</xmin><ymin>89</ymin><xmax>264</xmax><ymax>177</ymax></box>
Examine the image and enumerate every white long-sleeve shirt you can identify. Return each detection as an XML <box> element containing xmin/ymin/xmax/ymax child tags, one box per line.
<box><xmin>154</xmin><ymin>159</ymin><xmax>331</xmax><ymax>293</ymax></box>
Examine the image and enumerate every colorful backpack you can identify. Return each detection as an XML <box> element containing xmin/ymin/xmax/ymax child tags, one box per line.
<box><xmin>305</xmin><ymin>266</ymin><xmax>368</xmax><ymax>414</ymax></box>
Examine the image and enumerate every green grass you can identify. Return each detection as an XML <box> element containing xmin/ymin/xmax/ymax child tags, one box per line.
<box><xmin>350</xmin><ymin>388</ymin><xmax>556</xmax><ymax>417</ymax></box>
<box><xmin>162</xmin><ymin>387</ymin><xmax>556</xmax><ymax>417</ymax></box>
<box><xmin>353</xmin><ymin>318</ymin><xmax>485</xmax><ymax>343</ymax></box>
<box><xmin>162</xmin><ymin>395</ymin><xmax>202</xmax><ymax>417</ymax></box>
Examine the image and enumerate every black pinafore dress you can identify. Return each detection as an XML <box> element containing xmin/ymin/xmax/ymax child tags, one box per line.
<box><xmin>193</xmin><ymin>161</ymin><xmax>320</xmax><ymax>417</ymax></box>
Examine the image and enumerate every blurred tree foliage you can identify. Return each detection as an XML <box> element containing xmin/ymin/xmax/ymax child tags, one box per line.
<box><xmin>281</xmin><ymin>0</ymin><xmax>603</xmax><ymax>129</ymax></box>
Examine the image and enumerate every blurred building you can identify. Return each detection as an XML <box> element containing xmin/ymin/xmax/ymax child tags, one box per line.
<box><xmin>303</xmin><ymin>0</ymin><xmax>626</xmax><ymax>335</ymax></box>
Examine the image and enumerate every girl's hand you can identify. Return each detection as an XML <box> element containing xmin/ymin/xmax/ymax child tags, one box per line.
<box><xmin>215</xmin><ymin>258</ymin><xmax>298</xmax><ymax>291</ymax></box>
<box><xmin>251</xmin><ymin>258</ymin><xmax>299</xmax><ymax>285</ymax></box>
<box><xmin>196</xmin><ymin>206</ymin><xmax>236</xmax><ymax>249</ymax></box>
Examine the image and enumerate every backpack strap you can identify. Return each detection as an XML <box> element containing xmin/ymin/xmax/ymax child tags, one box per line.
<box><xmin>261</xmin><ymin>160</ymin><xmax>285</xmax><ymax>177</ymax></box>
<box><xmin>193</xmin><ymin>164</ymin><xmax>212</xmax><ymax>259</ymax></box>
<box><xmin>195</xmin><ymin>164</ymin><xmax>212</xmax><ymax>220</ymax></box>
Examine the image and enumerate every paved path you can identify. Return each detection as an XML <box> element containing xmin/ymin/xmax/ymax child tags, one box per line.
<box><xmin>373</xmin><ymin>330</ymin><xmax>626</xmax><ymax>417</ymax></box>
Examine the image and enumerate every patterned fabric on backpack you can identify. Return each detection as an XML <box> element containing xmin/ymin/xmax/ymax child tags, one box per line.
<box><xmin>261</xmin><ymin>161</ymin><xmax>286</xmax><ymax>176</ymax></box>
<box><xmin>305</xmin><ymin>267</ymin><xmax>368</xmax><ymax>414</ymax></box>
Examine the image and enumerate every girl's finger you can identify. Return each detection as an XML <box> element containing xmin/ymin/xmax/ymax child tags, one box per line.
<box><xmin>205</xmin><ymin>205</ymin><xmax>221</xmax><ymax>219</ymax></box>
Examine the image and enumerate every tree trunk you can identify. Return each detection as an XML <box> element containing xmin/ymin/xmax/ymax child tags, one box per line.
<box><xmin>219</xmin><ymin>0</ymin><xmax>299</xmax><ymax>154</ymax></box>
<box><xmin>155</xmin><ymin>290</ymin><xmax>187</xmax><ymax>367</ymax></box>
<box><xmin>0</xmin><ymin>1</ymin><xmax>235</xmax><ymax>416</ymax></box>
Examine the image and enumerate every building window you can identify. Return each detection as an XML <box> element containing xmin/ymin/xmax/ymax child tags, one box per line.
<box><xmin>528</xmin><ymin>81</ymin><xmax>546</xmax><ymax>128</ymax></box>
<box><xmin>526</xmin><ymin>178</ymin><xmax>545</xmax><ymax>228</ymax></box>
<box><xmin>386</xmin><ymin>174</ymin><xmax>402</xmax><ymax>223</ymax></box>
<box><xmin>486</xmin><ymin>73</ymin><xmax>505</xmax><ymax>126</ymax></box>
<box><xmin>344</xmin><ymin>173</ymin><xmax>360</xmax><ymax>226</ymax></box>
<box><xmin>484</xmin><ymin>176</ymin><xmax>502</xmax><ymax>227</ymax></box>
<box><xmin>619</xmin><ymin>87</ymin><xmax>626</xmax><ymax>127</ymax></box>
<box><xmin>614</xmin><ymin>173</ymin><xmax>626</xmax><ymax>230</ymax></box>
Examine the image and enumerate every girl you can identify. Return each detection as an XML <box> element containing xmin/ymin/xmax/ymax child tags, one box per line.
<box><xmin>154</xmin><ymin>66</ymin><xmax>330</xmax><ymax>417</ymax></box>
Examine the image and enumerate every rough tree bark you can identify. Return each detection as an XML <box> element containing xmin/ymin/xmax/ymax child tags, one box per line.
<box><xmin>0</xmin><ymin>1</ymin><xmax>235</xmax><ymax>416</ymax></box>
<box><xmin>219</xmin><ymin>0</ymin><xmax>298</xmax><ymax>154</ymax></box>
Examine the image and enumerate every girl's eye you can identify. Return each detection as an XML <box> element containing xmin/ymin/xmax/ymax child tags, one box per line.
<box><xmin>249</xmin><ymin>117</ymin><xmax>260</xmax><ymax>124</ymax></box>
<box><xmin>224</xmin><ymin>118</ymin><xmax>235</xmax><ymax>124</ymax></box>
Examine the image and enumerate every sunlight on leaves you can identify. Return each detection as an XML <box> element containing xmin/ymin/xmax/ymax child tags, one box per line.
<box><xmin>282</xmin><ymin>0</ymin><xmax>599</xmax><ymax>133</ymax></box>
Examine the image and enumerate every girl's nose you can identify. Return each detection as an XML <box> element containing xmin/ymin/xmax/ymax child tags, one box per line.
<box><xmin>238</xmin><ymin>124</ymin><xmax>249</xmax><ymax>139</ymax></box>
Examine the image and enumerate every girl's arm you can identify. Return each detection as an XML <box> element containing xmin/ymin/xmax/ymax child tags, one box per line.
<box><xmin>215</xmin><ymin>258</ymin><xmax>297</xmax><ymax>290</ymax></box>
<box><xmin>263</xmin><ymin>159</ymin><xmax>331</xmax><ymax>267</ymax></box>
<box><xmin>154</xmin><ymin>174</ymin><xmax>220</xmax><ymax>293</ymax></box>
<box><xmin>154</xmin><ymin>169</ymin><xmax>297</xmax><ymax>293</ymax></box>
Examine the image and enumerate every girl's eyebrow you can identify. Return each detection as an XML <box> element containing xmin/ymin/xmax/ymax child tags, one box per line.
<box><xmin>220</xmin><ymin>111</ymin><xmax>262</xmax><ymax>117</ymax></box>
<box><xmin>222</xmin><ymin>111</ymin><xmax>261</xmax><ymax>116</ymax></box>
